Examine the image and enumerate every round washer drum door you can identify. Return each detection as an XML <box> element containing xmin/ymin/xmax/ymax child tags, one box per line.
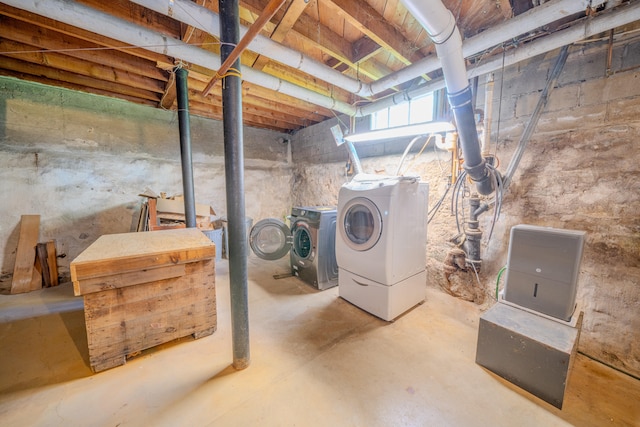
<box><xmin>339</xmin><ymin>197</ymin><xmax>382</xmax><ymax>252</ymax></box>
<box><xmin>249</xmin><ymin>218</ymin><xmax>292</xmax><ymax>260</ymax></box>
<box><xmin>292</xmin><ymin>223</ymin><xmax>314</xmax><ymax>261</ymax></box>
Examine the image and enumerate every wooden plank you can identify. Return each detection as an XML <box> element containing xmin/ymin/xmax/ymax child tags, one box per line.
<box><xmin>81</xmin><ymin>259</ymin><xmax>216</xmax><ymax>372</ymax></box>
<box><xmin>11</xmin><ymin>215</ymin><xmax>40</xmax><ymax>294</ymax></box>
<box><xmin>73</xmin><ymin>264</ymin><xmax>186</xmax><ymax>296</ymax></box>
<box><xmin>149</xmin><ymin>223</ymin><xmax>187</xmax><ymax>231</ymax></box>
<box><xmin>31</xmin><ymin>257</ymin><xmax>43</xmax><ymax>291</ymax></box>
<box><xmin>0</xmin><ymin>16</ymin><xmax>167</xmax><ymax>81</ymax></box>
<box><xmin>326</xmin><ymin>0</ymin><xmax>424</xmax><ymax>66</ymax></box>
<box><xmin>148</xmin><ymin>197</ymin><xmax>158</xmax><ymax>230</ymax></box>
<box><xmin>0</xmin><ymin>56</ymin><xmax>161</xmax><ymax>104</ymax></box>
<box><xmin>0</xmin><ymin>38</ymin><xmax>165</xmax><ymax>94</ymax></box>
<box><xmin>36</xmin><ymin>243</ymin><xmax>52</xmax><ymax>288</ymax></box>
<box><xmin>0</xmin><ymin>3</ymin><xmax>172</xmax><ymax>64</ymax></box>
<box><xmin>202</xmin><ymin>0</ymin><xmax>288</xmax><ymax>95</ymax></box>
<box><xmin>251</xmin><ymin>0</ymin><xmax>310</xmax><ymax>71</ymax></box>
<box><xmin>70</xmin><ymin>228</ymin><xmax>215</xmax><ymax>282</ymax></box>
<box><xmin>0</xmin><ymin>68</ymin><xmax>159</xmax><ymax>108</ymax></box>
<box><xmin>156</xmin><ymin>198</ymin><xmax>214</xmax><ymax>218</ymax></box>
<box><xmin>82</xmin><ymin>261</ymin><xmax>211</xmax><ymax>310</ymax></box>
<box><xmin>46</xmin><ymin>240</ymin><xmax>59</xmax><ymax>287</ymax></box>
<box><xmin>136</xmin><ymin>202</ymin><xmax>149</xmax><ymax>232</ymax></box>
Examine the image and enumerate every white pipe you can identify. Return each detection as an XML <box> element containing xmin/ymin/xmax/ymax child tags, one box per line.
<box><xmin>369</xmin><ymin>0</ymin><xmax>607</xmax><ymax>96</ymax></box>
<box><xmin>130</xmin><ymin>0</ymin><xmax>367</xmax><ymax>97</ymax></box>
<box><xmin>0</xmin><ymin>0</ymin><xmax>624</xmax><ymax>119</ymax></box>
<box><xmin>461</xmin><ymin>0</ymin><xmax>606</xmax><ymax>58</ymax></box>
<box><xmin>0</xmin><ymin>0</ymin><xmax>356</xmax><ymax>116</ymax></box>
<box><xmin>131</xmin><ymin>0</ymin><xmax>604</xmax><ymax>99</ymax></box>
<box><xmin>401</xmin><ymin>0</ymin><xmax>468</xmax><ymax>93</ymax></box>
<box><xmin>362</xmin><ymin>1</ymin><xmax>640</xmax><ymax>116</ymax></box>
<box><xmin>469</xmin><ymin>1</ymin><xmax>640</xmax><ymax>78</ymax></box>
<box><xmin>401</xmin><ymin>0</ymin><xmax>493</xmax><ymax>195</ymax></box>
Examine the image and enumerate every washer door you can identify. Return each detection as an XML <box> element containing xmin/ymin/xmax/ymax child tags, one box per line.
<box><xmin>249</xmin><ymin>218</ymin><xmax>292</xmax><ymax>260</ymax></box>
<box><xmin>292</xmin><ymin>222</ymin><xmax>314</xmax><ymax>261</ymax></box>
<box><xmin>339</xmin><ymin>197</ymin><xmax>382</xmax><ymax>251</ymax></box>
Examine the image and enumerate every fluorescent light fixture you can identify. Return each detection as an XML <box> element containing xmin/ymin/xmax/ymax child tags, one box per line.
<box><xmin>343</xmin><ymin>121</ymin><xmax>455</xmax><ymax>143</ymax></box>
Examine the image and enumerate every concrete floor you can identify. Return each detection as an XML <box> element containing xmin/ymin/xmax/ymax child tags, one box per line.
<box><xmin>0</xmin><ymin>257</ymin><xmax>638</xmax><ymax>426</ymax></box>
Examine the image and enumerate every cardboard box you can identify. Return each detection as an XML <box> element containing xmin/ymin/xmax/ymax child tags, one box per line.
<box><xmin>155</xmin><ymin>198</ymin><xmax>215</xmax><ymax>218</ymax></box>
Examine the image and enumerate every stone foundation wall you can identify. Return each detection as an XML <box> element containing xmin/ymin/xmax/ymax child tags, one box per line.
<box><xmin>0</xmin><ymin>77</ymin><xmax>293</xmax><ymax>282</ymax></box>
<box><xmin>291</xmin><ymin>34</ymin><xmax>640</xmax><ymax>378</ymax></box>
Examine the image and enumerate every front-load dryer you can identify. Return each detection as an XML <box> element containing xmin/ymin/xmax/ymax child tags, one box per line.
<box><xmin>336</xmin><ymin>174</ymin><xmax>428</xmax><ymax>320</ymax></box>
<box><xmin>249</xmin><ymin>206</ymin><xmax>338</xmax><ymax>290</ymax></box>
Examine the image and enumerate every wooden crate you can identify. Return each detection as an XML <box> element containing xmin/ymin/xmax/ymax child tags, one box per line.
<box><xmin>70</xmin><ymin>228</ymin><xmax>216</xmax><ymax>372</ymax></box>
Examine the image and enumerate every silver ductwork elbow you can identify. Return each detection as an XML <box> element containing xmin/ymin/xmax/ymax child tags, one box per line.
<box><xmin>401</xmin><ymin>0</ymin><xmax>494</xmax><ymax>195</ymax></box>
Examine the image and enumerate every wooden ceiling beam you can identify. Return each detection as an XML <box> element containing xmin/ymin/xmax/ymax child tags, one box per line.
<box><xmin>202</xmin><ymin>0</ymin><xmax>287</xmax><ymax>95</ymax></box>
<box><xmin>352</xmin><ymin>37</ymin><xmax>382</xmax><ymax>64</ymax></box>
<box><xmin>157</xmin><ymin>60</ymin><xmax>330</xmax><ymax>124</ymax></box>
<box><xmin>180</xmin><ymin>1</ymin><xmax>212</xmax><ymax>45</ymax></box>
<box><xmin>190</xmin><ymin>89</ymin><xmax>316</xmax><ymax>129</ymax></box>
<box><xmin>0</xmin><ymin>55</ymin><xmax>160</xmax><ymax>102</ymax></box>
<box><xmin>0</xmin><ymin>4</ymin><xmax>171</xmax><ymax>64</ymax></box>
<box><xmin>240</xmin><ymin>0</ymin><xmax>382</xmax><ymax>83</ymax></box>
<box><xmin>251</xmin><ymin>0</ymin><xmax>311</xmax><ymax>71</ymax></box>
<box><xmin>74</xmin><ymin>0</ymin><xmax>181</xmax><ymax>38</ymax></box>
<box><xmin>182</xmin><ymin>62</ymin><xmax>335</xmax><ymax>118</ymax></box>
<box><xmin>0</xmin><ymin>68</ymin><xmax>158</xmax><ymax>107</ymax></box>
<box><xmin>325</xmin><ymin>0</ymin><xmax>423</xmax><ymax>66</ymax></box>
<box><xmin>187</xmin><ymin>77</ymin><xmax>330</xmax><ymax>127</ymax></box>
<box><xmin>158</xmin><ymin>11</ymin><xmax>217</xmax><ymax>112</ymax></box>
<box><xmin>0</xmin><ymin>39</ymin><xmax>164</xmax><ymax>98</ymax></box>
<box><xmin>190</xmin><ymin>96</ymin><xmax>310</xmax><ymax>130</ymax></box>
<box><xmin>0</xmin><ymin>16</ymin><xmax>167</xmax><ymax>81</ymax></box>
<box><xmin>189</xmin><ymin>101</ymin><xmax>297</xmax><ymax>132</ymax></box>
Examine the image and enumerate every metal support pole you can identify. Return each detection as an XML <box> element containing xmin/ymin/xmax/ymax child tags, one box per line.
<box><xmin>219</xmin><ymin>0</ymin><xmax>250</xmax><ymax>370</ymax></box>
<box><xmin>175</xmin><ymin>67</ymin><xmax>197</xmax><ymax>228</ymax></box>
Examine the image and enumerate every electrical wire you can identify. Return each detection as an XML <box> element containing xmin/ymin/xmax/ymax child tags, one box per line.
<box><xmin>484</xmin><ymin>164</ymin><xmax>504</xmax><ymax>244</ymax></box>
<box><xmin>451</xmin><ymin>169</ymin><xmax>469</xmax><ymax>234</ymax></box>
<box><xmin>493</xmin><ymin>44</ymin><xmax>506</xmax><ymax>159</ymax></box>
<box><xmin>427</xmin><ymin>181</ymin><xmax>451</xmax><ymax>224</ymax></box>
<box><xmin>495</xmin><ymin>266</ymin><xmax>507</xmax><ymax>300</ymax></box>
<box><xmin>466</xmin><ymin>257</ymin><xmax>503</xmax><ymax>303</ymax></box>
<box><xmin>449</xmin><ymin>163</ymin><xmax>503</xmax><ymax>247</ymax></box>
<box><xmin>396</xmin><ymin>135</ymin><xmax>433</xmax><ymax>176</ymax></box>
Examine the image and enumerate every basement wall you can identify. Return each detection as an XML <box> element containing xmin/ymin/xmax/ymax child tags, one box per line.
<box><xmin>291</xmin><ymin>33</ymin><xmax>640</xmax><ymax>379</ymax></box>
<box><xmin>0</xmin><ymin>77</ymin><xmax>293</xmax><ymax>282</ymax></box>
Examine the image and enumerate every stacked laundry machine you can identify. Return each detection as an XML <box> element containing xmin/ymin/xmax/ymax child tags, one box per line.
<box><xmin>249</xmin><ymin>206</ymin><xmax>338</xmax><ymax>290</ymax></box>
<box><xmin>336</xmin><ymin>174</ymin><xmax>429</xmax><ymax>321</ymax></box>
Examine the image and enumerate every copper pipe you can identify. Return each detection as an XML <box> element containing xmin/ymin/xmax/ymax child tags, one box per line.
<box><xmin>202</xmin><ymin>0</ymin><xmax>286</xmax><ymax>96</ymax></box>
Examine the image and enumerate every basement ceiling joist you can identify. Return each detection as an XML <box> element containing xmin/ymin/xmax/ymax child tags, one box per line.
<box><xmin>0</xmin><ymin>0</ymin><xmax>628</xmax><ymax>134</ymax></box>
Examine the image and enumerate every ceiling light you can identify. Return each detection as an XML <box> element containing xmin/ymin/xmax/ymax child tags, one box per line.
<box><xmin>343</xmin><ymin>122</ymin><xmax>455</xmax><ymax>143</ymax></box>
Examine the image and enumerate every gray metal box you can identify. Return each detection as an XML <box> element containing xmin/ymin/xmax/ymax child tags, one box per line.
<box><xmin>475</xmin><ymin>302</ymin><xmax>581</xmax><ymax>409</ymax></box>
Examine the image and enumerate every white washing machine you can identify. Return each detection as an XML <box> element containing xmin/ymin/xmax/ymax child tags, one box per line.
<box><xmin>336</xmin><ymin>174</ymin><xmax>428</xmax><ymax>321</ymax></box>
<box><xmin>249</xmin><ymin>207</ymin><xmax>338</xmax><ymax>290</ymax></box>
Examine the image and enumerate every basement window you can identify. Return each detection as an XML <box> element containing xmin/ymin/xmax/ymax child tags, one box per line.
<box><xmin>371</xmin><ymin>93</ymin><xmax>435</xmax><ymax>131</ymax></box>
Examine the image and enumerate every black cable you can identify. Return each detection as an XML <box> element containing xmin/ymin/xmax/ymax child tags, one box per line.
<box><xmin>452</xmin><ymin>170</ymin><xmax>468</xmax><ymax>234</ymax></box>
<box><xmin>484</xmin><ymin>165</ymin><xmax>504</xmax><ymax>244</ymax></box>
<box><xmin>428</xmin><ymin>182</ymin><xmax>452</xmax><ymax>224</ymax></box>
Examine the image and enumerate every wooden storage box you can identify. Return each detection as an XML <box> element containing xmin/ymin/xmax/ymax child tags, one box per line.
<box><xmin>70</xmin><ymin>228</ymin><xmax>216</xmax><ymax>372</ymax></box>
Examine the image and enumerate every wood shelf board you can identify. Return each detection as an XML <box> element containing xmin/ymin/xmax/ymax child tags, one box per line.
<box><xmin>70</xmin><ymin>228</ymin><xmax>215</xmax><ymax>282</ymax></box>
